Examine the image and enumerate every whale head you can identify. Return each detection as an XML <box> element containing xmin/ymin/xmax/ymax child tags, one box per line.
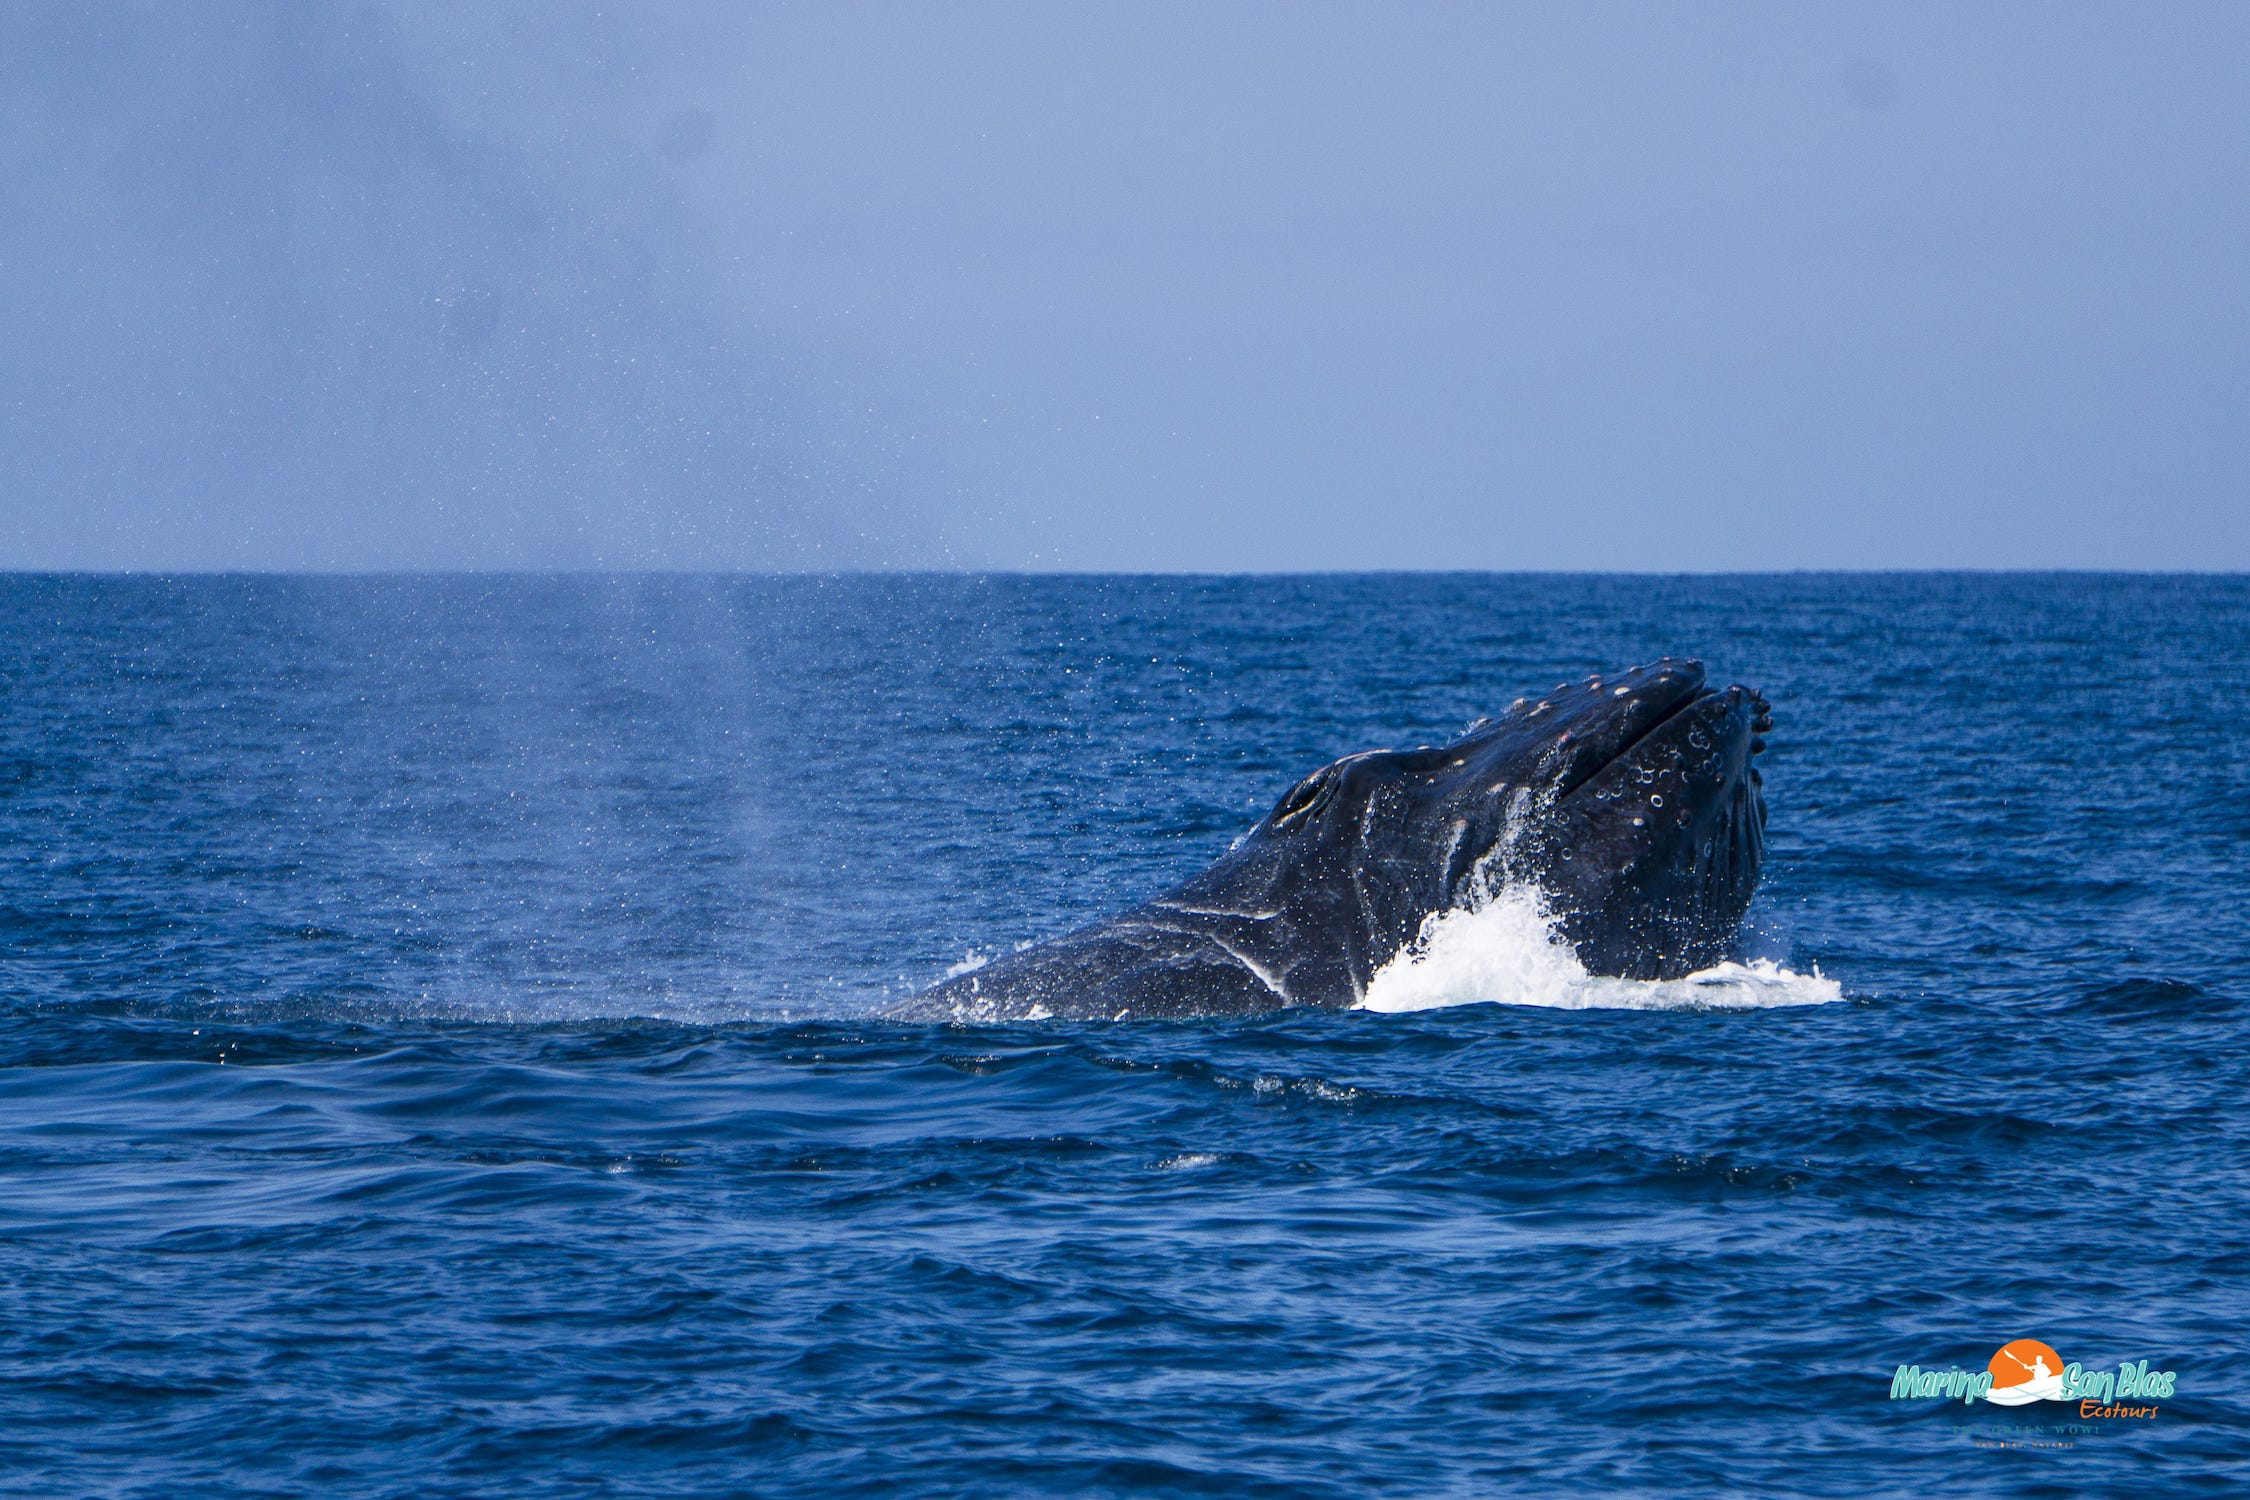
<box><xmin>1248</xmin><ymin>658</ymin><xmax>1769</xmax><ymax>982</ymax></box>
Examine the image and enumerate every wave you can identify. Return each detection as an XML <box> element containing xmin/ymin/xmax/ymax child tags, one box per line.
<box><xmin>1358</xmin><ymin>886</ymin><xmax>1842</xmax><ymax>1013</ymax></box>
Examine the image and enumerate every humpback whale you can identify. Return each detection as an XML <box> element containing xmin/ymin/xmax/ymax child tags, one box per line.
<box><xmin>889</xmin><ymin>659</ymin><xmax>1770</xmax><ymax>1022</ymax></box>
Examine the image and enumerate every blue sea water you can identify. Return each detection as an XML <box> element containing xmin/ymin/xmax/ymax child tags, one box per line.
<box><xmin>0</xmin><ymin>572</ymin><xmax>2244</xmax><ymax>1496</ymax></box>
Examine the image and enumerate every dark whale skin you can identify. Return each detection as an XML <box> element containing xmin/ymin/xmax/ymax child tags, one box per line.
<box><xmin>888</xmin><ymin>659</ymin><xmax>1769</xmax><ymax>1022</ymax></box>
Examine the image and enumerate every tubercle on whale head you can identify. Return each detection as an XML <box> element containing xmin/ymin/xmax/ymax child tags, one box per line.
<box><xmin>1409</xmin><ymin>659</ymin><xmax>1720</xmax><ymax>853</ymax></box>
<box><xmin>1253</xmin><ymin>658</ymin><xmax>1764</xmax><ymax>838</ymax></box>
<box><xmin>1450</xmin><ymin>657</ymin><xmax>1712</xmax><ymax>796</ymax></box>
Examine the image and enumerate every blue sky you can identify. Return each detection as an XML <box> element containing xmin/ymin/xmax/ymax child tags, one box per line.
<box><xmin>4</xmin><ymin>2</ymin><xmax>2245</xmax><ymax>570</ymax></box>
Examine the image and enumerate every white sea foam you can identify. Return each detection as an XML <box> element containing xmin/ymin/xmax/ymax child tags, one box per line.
<box><xmin>1358</xmin><ymin>885</ymin><xmax>1842</xmax><ymax>1013</ymax></box>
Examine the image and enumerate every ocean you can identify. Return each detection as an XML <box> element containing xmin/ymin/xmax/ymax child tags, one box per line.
<box><xmin>0</xmin><ymin>573</ymin><xmax>2242</xmax><ymax>1495</ymax></box>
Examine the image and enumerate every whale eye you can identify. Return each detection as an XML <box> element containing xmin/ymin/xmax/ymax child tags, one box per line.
<box><xmin>1267</xmin><ymin>766</ymin><xmax>1338</xmax><ymax>831</ymax></box>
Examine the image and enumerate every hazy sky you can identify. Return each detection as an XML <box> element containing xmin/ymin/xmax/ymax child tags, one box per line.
<box><xmin>4</xmin><ymin>2</ymin><xmax>2245</xmax><ymax>570</ymax></box>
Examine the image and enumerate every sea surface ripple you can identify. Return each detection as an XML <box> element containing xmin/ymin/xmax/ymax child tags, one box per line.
<box><xmin>0</xmin><ymin>574</ymin><xmax>2244</xmax><ymax>1495</ymax></box>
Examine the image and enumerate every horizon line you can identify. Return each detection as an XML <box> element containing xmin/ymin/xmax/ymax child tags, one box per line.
<box><xmin>1</xmin><ymin>566</ymin><xmax>2245</xmax><ymax>581</ymax></box>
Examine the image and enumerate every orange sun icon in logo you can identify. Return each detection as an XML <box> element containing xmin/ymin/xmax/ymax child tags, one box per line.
<box><xmin>1986</xmin><ymin>1338</ymin><xmax>2067</xmax><ymax>1406</ymax></box>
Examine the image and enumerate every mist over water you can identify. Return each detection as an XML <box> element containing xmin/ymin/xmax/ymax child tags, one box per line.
<box><xmin>0</xmin><ymin>4</ymin><xmax>930</xmax><ymax>569</ymax></box>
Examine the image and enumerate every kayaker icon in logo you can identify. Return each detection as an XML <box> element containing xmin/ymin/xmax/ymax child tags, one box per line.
<box><xmin>1984</xmin><ymin>1339</ymin><xmax>2067</xmax><ymax>1407</ymax></box>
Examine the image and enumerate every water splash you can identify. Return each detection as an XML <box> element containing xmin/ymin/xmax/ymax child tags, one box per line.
<box><xmin>942</xmin><ymin>949</ymin><xmax>991</xmax><ymax>980</ymax></box>
<box><xmin>1359</xmin><ymin>885</ymin><xmax>1841</xmax><ymax>1013</ymax></box>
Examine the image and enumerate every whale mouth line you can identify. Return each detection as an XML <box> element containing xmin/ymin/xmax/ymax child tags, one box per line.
<box><xmin>1555</xmin><ymin>682</ymin><xmax>1722</xmax><ymax>801</ymax></box>
<box><xmin>1617</xmin><ymin>685</ymin><xmax>1715</xmax><ymax>764</ymax></box>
